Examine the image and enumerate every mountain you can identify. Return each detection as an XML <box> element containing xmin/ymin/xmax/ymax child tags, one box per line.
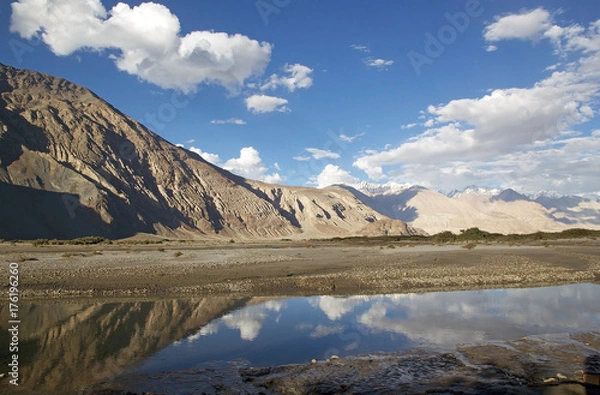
<box><xmin>349</xmin><ymin>184</ymin><xmax>600</xmax><ymax>235</ymax></box>
<box><xmin>533</xmin><ymin>193</ymin><xmax>600</xmax><ymax>227</ymax></box>
<box><xmin>0</xmin><ymin>63</ymin><xmax>419</xmax><ymax>240</ymax></box>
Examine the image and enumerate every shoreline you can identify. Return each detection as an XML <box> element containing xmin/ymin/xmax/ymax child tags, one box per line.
<box><xmin>1</xmin><ymin>239</ymin><xmax>599</xmax><ymax>298</ymax></box>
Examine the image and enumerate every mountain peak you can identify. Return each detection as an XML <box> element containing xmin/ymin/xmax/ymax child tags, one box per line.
<box><xmin>491</xmin><ymin>189</ymin><xmax>531</xmax><ymax>203</ymax></box>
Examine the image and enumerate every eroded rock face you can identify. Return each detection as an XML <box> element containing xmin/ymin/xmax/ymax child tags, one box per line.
<box><xmin>0</xmin><ymin>63</ymin><xmax>419</xmax><ymax>240</ymax></box>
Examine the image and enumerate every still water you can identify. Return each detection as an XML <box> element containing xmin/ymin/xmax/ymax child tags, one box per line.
<box><xmin>1</xmin><ymin>283</ymin><xmax>599</xmax><ymax>393</ymax></box>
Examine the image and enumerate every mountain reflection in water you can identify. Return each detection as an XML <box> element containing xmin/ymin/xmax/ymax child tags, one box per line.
<box><xmin>1</xmin><ymin>283</ymin><xmax>599</xmax><ymax>394</ymax></box>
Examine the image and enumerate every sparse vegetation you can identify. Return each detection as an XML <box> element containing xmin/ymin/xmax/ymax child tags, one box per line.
<box><xmin>173</xmin><ymin>251</ymin><xmax>183</xmax><ymax>257</ymax></box>
<box><xmin>31</xmin><ymin>236</ymin><xmax>112</xmax><ymax>246</ymax></box>
<box><xmin>321</xmin><ymin>228</ymin><xmax>600</xmax><ymax>245</ymax></box>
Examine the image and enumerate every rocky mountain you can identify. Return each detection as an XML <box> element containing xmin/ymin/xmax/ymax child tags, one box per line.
<box><xmin>347</xmin><ymin>184</ymin><xmax>600</xmax><ymax>235</ymax></box>
<box><xmin>0</xmin><ymin>63</ymin><xmax>419</xmax><ymax>240</ymax></box>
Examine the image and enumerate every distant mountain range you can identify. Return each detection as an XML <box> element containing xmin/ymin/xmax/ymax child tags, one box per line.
<box><xmin>0</xmin><ymin>63</ymin><xmax>418</xmax><ymax>240</ymax></box>
<box><xmin>345</xmin><ymin>182</ymin><xmax>600</xmax><ymax>235</ymax></box>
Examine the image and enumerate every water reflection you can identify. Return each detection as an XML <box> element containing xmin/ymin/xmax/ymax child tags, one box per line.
<box><xmin>135</xmin><ymin>283</ymin><xmax>600</xmax><ymax>374</ymax></box>
<box><xmin>0</xmin><ymin>297</ymin><xmax>246</xmax><ymax>394</ymax></box>
<box><xmin>1</xmin><ymin>284</ymin><xmax>598</xmax><ymax>394</ymax></box>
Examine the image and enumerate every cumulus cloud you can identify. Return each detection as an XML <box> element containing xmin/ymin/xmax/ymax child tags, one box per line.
<box><xmin>260</xmin><ymin>63</ymin><xmax>313</xmax><ymax>92</ymax></box>
<box><xmin>305</xmin><ymin>148</ymin><xmax>340</xmax><ymax>160</ymax></box>
<box><xmin>483</xmin><ymin>8</ymin><xmax>552</xmax><ymax>42</ymax></box>
<box><xmin>364</xmin><ymin>58</ymin><xmax>394</xmax><ymax>70</ymax></box>
<box><xmin>354</xmin><ymin>11</ymin><xmax>600</xmax><ymax>194</ymax></box>
<box><xmin>10</xmin><ymin>0</ymin><xmax>272</xmax><ymax>93</ymax></box>
<box><xmin>221</xmin><ymin>301</ymin><xmax>285</xmax><ymax>341</ymax></box>
<box><xmin>311</xmin><ymin>296</ymin><xmax>367</xmax><ymax>321</ymax></box>
<box><xmin>245</xmin><ymin>94</ymin><xmax>289</xmax><ymax>113</ymax></box>
<box><xmin>189</xmin><ymin>146</ymin><xmax>221</xmax><ymax>164</ymax></box>
<box><xmin>311</xmin><ymin>164</ymin><xmax>359</xmax><ymax>188</ymax></box>
<box><xmin>222</xmin><ymin>146</ymin><xmax>284</xmax><ymax>183</ymax></box>
<box><xmin>210</xmin><ymin>118</ymin><xmax>246</xmax><ymax>125</ymax></box>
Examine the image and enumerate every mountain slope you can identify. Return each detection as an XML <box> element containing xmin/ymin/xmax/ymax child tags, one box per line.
<box><xmin>0</xmin><ymin>63</ymin><xmax>418</xmax><ymax>240</ymax></box>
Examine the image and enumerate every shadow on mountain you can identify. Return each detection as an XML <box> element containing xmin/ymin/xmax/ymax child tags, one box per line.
<box><xmin>552</xmin><ymin>208</ymin><xmax>600</xmax><ymax>227</ymax></box>
<box><xmin>338</xmin><ymin>185</ymin><xmax>420</xmax><ymax>223</ymax></box>
<box><xmin>0</xmin><ymin>96</ymin><xmax>51</xmax><ymax>169</ymax></box>
<box><xmin>0</xmin><ymin>182</ymin><xmax>113</xmax><ymax>240</ymax></box>
<box><xmin>0</xmin><ymin>297</ymin><xmax>246</xmax><ymax>394</ymax></box>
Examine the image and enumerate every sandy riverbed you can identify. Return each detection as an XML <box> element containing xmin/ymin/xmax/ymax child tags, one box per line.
<box><xmin>1</xmin><ymin>239</ymin><xmax>599</xmax><ymax>298</ymax></box>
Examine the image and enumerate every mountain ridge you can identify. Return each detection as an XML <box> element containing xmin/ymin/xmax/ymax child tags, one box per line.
<box><xmin>0</xmin><ymin>63</ymin><xmax>419</xmax><ymax>240</ymax></box>
<box><xmin>348</xmin><ymin>183</ymin><xmax>600</xmax><ymax>235</ymax></box>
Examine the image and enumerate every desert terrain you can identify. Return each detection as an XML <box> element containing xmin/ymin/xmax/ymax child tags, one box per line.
<box><xmin>2</xmin><ymin>237</ymin><xmax>600</xmax><ymax>298</ymax></box>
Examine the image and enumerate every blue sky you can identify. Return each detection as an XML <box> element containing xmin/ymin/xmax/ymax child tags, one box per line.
<box><xmin>1</xmin><ymin>0</ymin><xmax>599</xmax><ymax>196</ymax></box>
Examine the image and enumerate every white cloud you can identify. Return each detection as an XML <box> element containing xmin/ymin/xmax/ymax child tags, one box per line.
<box><xmin>351</xmin><ymin>44</ymin><xmax>370</xmax><ymax>53</ymax></box>
<box><xmin>483</xmin><ymin>8</ymin><xmax>552</xmax><ymax>42</ymax></box>
<box><xmin>312</xmin><ymin>164</ymin><xmax>359</xmax><ymax>188</ymax></box>
<box><xmin>339</xmin><ymin>132</ymin><xmax>365</xmax><ymax>142</ymax></box>
<box><xmin>364</xmin><ymin>58</ymin><xmax>394</xmax><ymax>70</ymax></box>
<box><xmin>185</xmin><ymin>139</ymin><xmax>195</xmax><ymax>144</ymax></box>
<box><xmin>189</xmin><ymin>146</ymin><xmax>221</xmax><ymax>164</ymax></box>
<box><xmin>261</xmin><ymin>63</ymin><xmax>313</xmax><ymax>92</ymax></box>
<box><xmin>210</xmin><ymin>118</ymin><xmax>246</xmax><ymax>125</ymax></box>
<box><xmin>309</xmin><ymin>324</ymin><xmax>344</xmax><ymax>338</ymax></box>
<box><xmin>263</xmin><ymin>173</ymin><xmax>285</xmax><ymax>184</ymax></box>
<box><xmin>222</xmin><ymin>146</ymin><xmax>284</xmax><ymax>183</ymax></box>
<box><xmin>293</xmin><ymin>155</ymin><xmax>311</xmax><ymax>162</ymax></box>
<box><xmin>10</xmin><ymin>0</ymin><xmax>272</xmax><ymax>93</ymax></box>
<box><xmin>353</xmin><ymin>14</ymin><xmax>600</xmax><ymax>194</ymax></box>
<box><xmin>310</xmin><ymin>296</ymin><xmax>367</xmax><ymax>320</ymax></box>
<box><xmin>305</xmin><ymin>148</ymin><xmax>340</xmax><ymax>160</ymax></box>
<box><xmin>485</xmin><ymin>45</ymin><xmax>498</xmax><ymax>52</ymax></box>
<box><xmin>245</xmin><ymin>94</ymin><xmax>289</xmax><ymax>113</ymax></box>
<box><xmin>400</xmin><ymin>123</ymin><xmax>417</xmax><ymax>130</ymax></box>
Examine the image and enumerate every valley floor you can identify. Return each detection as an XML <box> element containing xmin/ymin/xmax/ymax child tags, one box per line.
<box><xmin>1</xmin><ymin>238</ymin><xmax>599</xmax><ymax>298</ymax></box>
<box><xmin>2</xmin><ymin>238</ymin><xmax>600</xmax><ymax>394</ymax></box>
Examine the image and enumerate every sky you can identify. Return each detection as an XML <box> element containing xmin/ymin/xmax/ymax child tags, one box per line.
<box><xmin>1</xmin><ymin>0</ymin><xmax>599</xmax><ymax>197</ymax></box>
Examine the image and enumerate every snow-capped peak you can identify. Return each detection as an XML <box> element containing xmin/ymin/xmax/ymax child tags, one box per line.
<box><xmin>356</xmin><ymin>181</ymin><xmax>413</xmax><ymax>196</ymax></box>
<box><xmin>447</xmin><ymin>185</ymin><xmax>501</xmax><ymax>199</ymax></box>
